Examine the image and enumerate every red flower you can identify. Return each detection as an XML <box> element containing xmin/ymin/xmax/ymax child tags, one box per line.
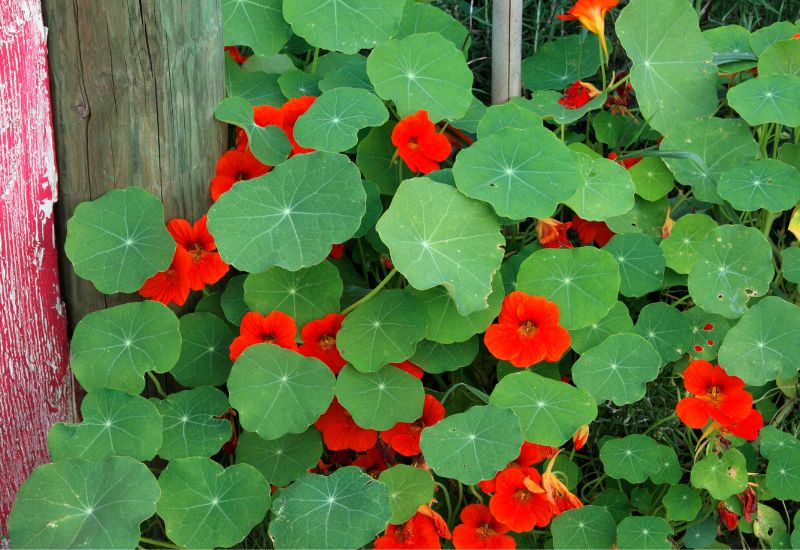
<box><xmin>167</xmin><ymin>216</ymin><xmax>229</xmax><ymax>291</ymax></box>
<box><xmin>537</xmin><ymin>218</ymin><xmax>573</xmax><ymax>248</ymax></box>
<box><xmin>737</xmin><ymin>486</ymin><xmax>757</xmax><ymax>522</ymax></box>
<box><xmin>453</xmin><ymin>504</ymin><xmax>515</xmax><ymax>549</ymax></box>
<box><xmin>299</xmin><ymin>313</ymin><xmax>347</xmax><ymax>375</ymax></box>
<box><xmin>391</xmin><ymin>110</ymin><xmax>452</xmax><ymax>174</ymax></box>
<box><xmin>717</xmin><ymin>408</ymin><xmax>764</xmax><ymax>442</ymax></box>
<box><xmin>210</xmin><ymin>149</ymin><xmax>270</xmax><ymax>201</ymax></box>
<box><xmin>557</xmin><ymin>0</ymin><xmax>619</xmax><ymax>60</ymax></box>
<box><xmin>607</xmin><ymin>151</ymin><xmax>643</xmax><ymax>169</ymax></box>
<box><xmin>392</xmin><ymin>360</ymin><xmax>424</xmax><ymax>379</ymax></box>
<box><xmin>352</xmin><ymin>445</ymin><xmax>393</xmax><ymax>477</ymax></box>
<box><xmin>718</xmin><ymin>501</ymin><xmax>739</xmax><ymax>531</ymax></box>
<box><xmin>479</xmin><ymin>442</ymin><xmax>557</xmax><ymax>493</ymax></box>
<box><xmin>489</xmin><ymin>468</ymin><xmax>554</xmax><ymax>532</ymax></box>
<box><xmin>541</xmin><ymin>454</ymin><xmax>582</xmax><ymax>514</ymax></box>
<box><xmin>558</xmin><ymin>80</ymin><xmax>601</xmax><ymax>109</ymax></box>
<box><xmin>484</xmin><ymin>292</ymin><xmax>571</xmax><ymax>368</ymax></box>
<box><xmin>280</xmin><ymin>96</ymin><xmax>317</xmax><ymax>155</ymax></box>
<box><xmin>374</xmin><ymin>506</ymin><xmax>450</xmax><ymax>549</ymax></box>
<box><xmin>139</xmin><ymin>246</ymin><xmax>192</xmax><ymax>306</ymax></box>
<box><xmin>229</xmin><ymin>311</ymin><xmax>298</xmax><ymax>361</ymax></box>
<box><xmin>381</xmin><ymin>394</ymin><xmax>445</xmax><ymax>456</ymax></box>
<box><xmin>315</xmin><ymin>398</ymin><xmax>378</xmax><ymax>452</ymax></box>
<box><xmin>328</xmin><ymin>243</ymin><xmax>345</xmax><ymax>259</ymax></box>
<box><xmin>572</xmin><ymin>424</ymin><xmax>589</xmax><ymax>450</ymax></box>
<box><xmin>675</xmin><ymin>360</ymin><xmax>753</xmax><ymax>429</ymax></box>
<box><xmin>571</xmin><ymin>214</ymin><xmax>614</xmax><ymax>247</ymax></box>
<box><xmin>225</xmin><ymin>46</ymin><xmax>249</xmax><ymax>65</ymax></box>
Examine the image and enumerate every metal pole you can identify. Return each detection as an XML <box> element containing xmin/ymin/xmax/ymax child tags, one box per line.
<box><xmin>491</xmin><ymin>0</ymin><xmax>523</xmax><ymax>104</ymax></box>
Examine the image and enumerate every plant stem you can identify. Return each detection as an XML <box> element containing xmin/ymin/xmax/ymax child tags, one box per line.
<box><xmin>762</xmin><ymin>211</ymin><xmax>778</xmax><ymax>238</ymax></box>
<box><xmin>139</xmin><ymin>537</ymin><xmax>182</xmax><ymax>549</ymax></box>
<box><xmin>598</xmin><ymin>34</ymin><xmax>607</xmax><ymax>90</ymax></box>
<box><xmin>341</xmin><ymin>269</ymin><xmax>397</xmax><ymax>316</ymax></box>
<box><xmin>309</xmin><ymin>47</ymin><xmax>320</xmax><ymax>73</ymax></box>
<box><xmin>146</xmin><ymin>372</ymin><xmax>167</xmax><ymax>399</ymax></box>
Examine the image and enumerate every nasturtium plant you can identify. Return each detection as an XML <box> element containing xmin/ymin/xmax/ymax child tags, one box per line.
<box><xmin>690</xmin><ymin>448</ymin><xmax>749</xmax><ymax>499</ymax></box>
<box><xmin>236</xmin><ymin>429</ymin><xmax>323</xmax><ymax>486</ymax></box>
<box><xmin>378</xmin><ymin>465</ymin><xmax>435</xmax><ymax>525</ymax></box>
<box><xmin>157</xmin><ymin>386</ymin><xmax>231</xmax><ymax>460</ymax></box>
<box><xmin>335</xmin><ymin>364</ymin><xmax>424</xmax><ymax>429</ymax></box>
<box><xmin>600</xmin><ymin>435</ymin><xmax>662</xmax><ymax>484</ymax></box>
<box><xmin>214</xmin><ymin>96</ymin><xmax>292</xmax><ymax>164</ymax></box>
<box><xmin>171</xmin><ymin>312</ymin><xmax>235</xmax><ymax>388</ymax></box>
<box><xmin>617</xmin><ymin>516</ymin><xmax>674</xmax><ymax>550</ymax></box>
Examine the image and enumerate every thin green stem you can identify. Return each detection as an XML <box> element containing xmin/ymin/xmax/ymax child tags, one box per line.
<box><xmin>598</xmin><ymin>35</ymin><xmax>607</xmax><ymax>90</ymax></box>
<box><xmin>468</xmin><ymin>484</ymin><xmax>484</xmax><ymax>505</ymax></box>
<box><xmin>309</xmin><ymin>47</ymin><xmax>321</xmax><ymax>73</ymax></box>
<box><xmin>146</xmin><ymin>372</ymin><xmax>167</xmax><ymax>399</ymax></box>
<box><xmin>341</xmin><ymin>269</ymin><xmax>397</xmax><ymax>316</ymax></box>
<box><xmin>772</xmin><ymin>123</ymin><xmax>782</xmax><ymax>158</ymax></box>
<box><xmin>762</xmin><ymin>210</ymin><xmax>779</xmax><ymax>238</ymax></box>
<box><xmin>434</xmin><ymin>482</ymin><xmax>453</xmax><ymax>524</ymax></box>
<box><xmin>139</xmin><ymin>537</ymin><xmax>182</xmax><ymax>549</ymax></box>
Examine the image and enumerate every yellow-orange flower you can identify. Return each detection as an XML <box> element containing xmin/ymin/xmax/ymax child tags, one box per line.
<box><xmin>572</xmin><ymin>424</ymin><xmax>589</xmax><ymax>450</ymax></box>
<box><xmin>542</xmin><ymin>453</ymin><xmax>583</xmax><ymax>514</ymax></box>
<box><xmin>557</xmin><ymin>0</ymin><xmax>619</xmax><ymax>60</ymax></box>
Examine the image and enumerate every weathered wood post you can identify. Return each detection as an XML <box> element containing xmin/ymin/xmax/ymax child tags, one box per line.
<box><xmin>42</xmin><ymin>0</ymin><xmax>227</xmax><ymax>326</ymax></box>
<box><xmin>0</xmin><ymin>0</ymin><xmax>73</xmax><ymax>540</ymax></box>
<box><xmin>491</xmin><ymin>0</ymin><xmax>523</xmax><ymax>104</ymax></box>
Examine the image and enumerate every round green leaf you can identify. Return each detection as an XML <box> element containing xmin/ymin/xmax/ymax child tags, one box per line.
<box><xmin>573</xmin><ymin>333</ymin><xmax>662</xmax><ymax>406</ymax></box>
<box><xmin>684</xmin><ymin>516</ymin><xmax>718</xmax><ymax>549</ymax></box>
<box><xmin>317</xmin><ymin>53</ymin><xmax>371</xmax><ymax>92</ymax></box>
<box><xmin>7</xmin><ymin>457</ymin><xmax>159</xmax><ymax>549</ymax></box>
<box><xmin>269</xmin><ymin>466</ymin><xmax>392</xmax><ymax>549</ymax></box>
<box><xmin>476</xmin><ymin>101</ymin><xmax>543</xmax><ymax>139</ymax></box>
<box><xmin>207</xmin><ymin>151</ymin><xmax>366</xmax><ymax>273</ymax></box>
<box><xmin>157</xmin><ymin>457</ymin><xmax>270</xmax><ymax>549</ymax></box>
<box><xmin>629</xmin><ymin>157</ymin><xmax>675</xmax><ymax>201</ymax></box>
<box><xmin>565</xmin><ymin>154</ymin><xmax>636</xmax><ymax>221</ymax></box>
<box><xmin>660</xmin><ymin>214</ymin><xmax>718</xmax><ymax>274</ymax></box>
<box><xmin>225</xmin><ymin>57</ymin><xmax>284</xmax><ymax>107</ymax></box>
<box><xmin>489</xmin><ymin>371</ymin><xmax>597</xmax><ymax>447</ymax></box>
<box><xmin>356</xmin><ymin>123</ymin><xmax>413</xmax><ymax>195</ymax></box>
<box><xmin>355</xmin><ymin>180</ymin><xmax>383</xmax><ymax>238</ymax></box>
<box><xmin>684</xmin><ymin>307</ymin><xmax>731</xmax><ymax>361</ymax></box>
<box><xmin>527</xmin><ymin>89</ymin><xmax>607</xmax><ymax>125</ymax></box>
<box><xmin>337</xmin><ymin>289</ymin><xmax>427</xmax><ymax>373</ymax></box>
<box><xmin>751</xmin><ymin>22</ymin><xmax>800</xmax><ymax>56</ymax></box>
<box><xmin>378</xmin><ymin>465</ymin><xmax>435</xmax><ymax>525</ymax></box>
<box><xmin>617</xmin><ymin>516</ymin><xmax>673</xmax><ymax>550</ymax></box>
<box><xmin>453</xmin><ymin>127</ymin><xmax>582</xmax><ymax>220</ymax></box>
<box><xmin>222</xmin><ymin>0</ymin><xmax>290</xmax><ymax>57</ymax></box>
<box><xmin>604</xmin><ymin>234</ymin><xmax>665</xmax><ymax>297</ymax></box>
<box><xmin>214</xmin><ymin>97</ymin><xmax>291</xmax><ymax>165</ymax></box>
<box><xmin>70</xmin><ymin>301</ymin><xmax>181</xmax><ymax>395</ymax></box>
<box><xmin>758</xmin><ymin>426</ymin><xmax>800</xmax><ymax>459</ymax></box>
<box><xmin>728</xmin><ymin>75</ymin><xmax>800</xmax><ymax>127</ymax></box>
<box><xmin>719</xmin><ymin>297</ymin><xmax>800</xmax><ymax>386</ymax></box>
<box><xmin>236</xmin><ymin>429</ymin><xmax>323</xmax><ymax>487</ymax></box>
<box><xmin>521</xmin><ymin>34</ymin><xmax>601</xmax><ymax>91</ymax></box>
<box><xmin>294</xmin><ymin>88</ymin><xmax>389</xmax><ymax>152</ymax></box>
<box><xmin>278</xmin><ymin>69</ymin><xmax>320</xmax><ymax>99</ymax></box>
<box><xmin>410</xmin><ymin>337</ymin><xmax>478</xmax><ymax>373</ymax></box>
<box><xmin>569</xmin><ymin>301</ymin><xmax>633</xmax><ymax>354</ymax></box>
<box><xmin>64</xmin><ymin>187</ymin><xmax>174</xmax><ymax>294</ymax></box>
<box><xmin>688</xmin><ymin>225</ymin><xmax>774</xmax><ymax>318</ymax></box>
<box><xmin>606</xmin><ymin>196</ymin><xmax>669</xmax><ymax>238</ymax></box>
<box><xmin>690</xmin><ymin>448</ymin><xmax>748</xmax><ymax>499</ymax></box>
<box><xmin>367</xmin><ymin>32</ymin><xmax>473</xmax><ymax>121</ymax></box>
<box><xmin>516</xmin><ymin>247</ymin><xmax>621</xmax><ymax>330</ymax></box>
<box><xmin>376</xmin><ymin>178</ymin><xmax>504</xmax><ymax>316</ymax></box>
<box><xmin>196</xmin><ymin>291</ymin><xmax>225</xmax><ymax>318</ymax></box>
<box><xmin>650</xmin><ymin>444</ymin><xmax>683</xmax><ymax>485</ymax></box>
<box><xmin>229</xmin><ymin>344</ymin><xmax>336</xmax><ymax>440</ymax></box>
<box><xmin>591</xmin><ymin>111</ymin><xmax>642</xmax><ymax>149</ymax></box>
<box><xmin>551</xmin><ymin>506</ymin><xmax>617</xmax><ymax>550</ymax></box>
<box><xmin>759</xmin><ymin>38</ymin><xmax>800</xmax><ymax>77</ymax></box>
<box><xmin>243</xmin><ymin>261</ymin><xmax>343</xmax><ymax>327</ymax></box>
<box><xmin>221</xmin><ymin>274</ymin><xmax>248</xmax><ymax>326</ymax></box>
<box><xmin>171</xmin><ymin>313</ymin><xmax>235</xmax><ymax>388</ymax></box>
<box><xmin>396</xmin><ymin>1</ymin><xmax>468</xmax><ymax>52</ymax></box>
<box><xmin>663</xmin><ymin>485</ymin><xmax>702</xmax><ymax>521</ymax></box>
<box><xmin>703</xmin><ymin>24</ymin><xmax>756</xmax><ymax>73</ymax></box>
<box><xmin>336</xmin><ymin>364</ymin><xmax>424</xmax><ymax>430</ymax></box>
<box><xmin>420</xmin><ymin>405</ymin><xmax>524</xmax><ymax>485</ymax></box>
<box><xmin>634</xmin><ymin>302</ymin><xmax>693</xmax><ymax>362</ymax></box>
<box><xmin>157</xmin><ymin>386</ymin><xmax>231</xmax><ymax>460</ymax></box>
<box><xmin>718</xmin><ymin>159</ymin><xmax>800</xmax><ymax>212</ymax></box>
<box><xmin>783</xmin><ymin>247</ymin><xmax>800</xmax><ymax>284</ymax></box>
<box><xmin>283</xmin><ymin>0</ymin><xmax>403</xmax><ymax>54</ymax></box>
<box><xmin>48</xmin><ymin>389</ymin><xmax>162</xmax><ymax>462</ymax></box>
<box><xmin>594</xmin><ymin>489</ymin><xmax>630</xmax><ymax>523</ymax></box>
<box><xmin>600</xmin><ymin>435</ymin><xmax>662</xmax><ymax>484</ymax></box>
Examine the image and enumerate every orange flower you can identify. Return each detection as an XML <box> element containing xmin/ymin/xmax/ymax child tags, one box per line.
<box><xmin>675</xmin><ymin>360</ymin><xmax>753</xmax><ymax>429</ymax></box>
<box><xmin>167</xmin><ymin>216</ymin><xmax>229</xmax><ymax>291</ymax></box>
<box><xmin>299</xmin><ymin>313</ymin><xmax>346</xmax><ymax>374</ymax></box>
<box><xmin>479</xmin><ymin>442</ymin><xmax>557</xmax><ymax>494</ymax></box>
<box><xmin>484</xmin><ymin>292</ymin><xmax>571</xmax><ymax>368</ymax></box>
<box><xmin>225</xmin><ymin>46</ymin><xmax>249</xmax><ymax>65</ymax></box>
<box><xmin>557</xmin><ymin>0</ymin><xmax>619</xmax><ymax>60</ymax></box>
<box><xmin>381</xmin><ymin>394</ymin><xmax>445</xmax><ymax>456</ymax></box>
<box><xmin>279</xmin><ymin>96</ymin><xmax>317</xmax><ymax>155</ymax></box>
<box><xmin>537</xmin><ymin>218</ymin><xmax>573</xmax><ymax>248</ymax></box>
<box><xmin>572</xmin><ymin>424</ymin><xmax>589</xmax><ymax>450</ymax></box>
<box><xmin>718</xmin><ymin>501</ymin><xmax>739</xmax><ymax>531</ymax></box>
<box><xmin>391</xmin><ymin>110</ymin><xmax>452</xmax><ymax>174</ymax></box>
<box><xmin>607</xmin><ymin>151</ymin><xmax>642</xmax><ymax>169</ymax></box>
<box><xmin>571</xmin><ymin>214</ymin><xmax>614</xmax><ymax>246</ymax></box>
<box><xmin>314</xmin><ymin>398</ymin><xmax>377</xmax><ymax>452</ymax></box>
<box><xmin>558</xmin><ymin>80</ymin><xmax>602</xmax><ymax>109</ymax></box>
<box><xmin>489</xmin><ymin>468</ymin><xmax>554</xmax><ymax>532</ymax></box>
<box><xmin>541</xmin><ymin>454</ymin><xmax>582</xmax><ymax>514</ymax></box>
<box><xmin>351</xmin><ymin>445</ymin><xmax>393</xmax><ymax>477</ymax></box>
<box><xmin>229</xmin><ymin>311</ymin><xmax>298</xmax><ymax>361</ymax></box>
<box><xmin>452</xmin><ymin>504</ymin><xmax>515</xmax><ymax>549</ymax></box>
<box><xmin>374</xmin><ymin>506</ymin><xmax>450</xmax><ymax>549</ymax></box>
<box><xmin>715</xmin><ymin>409</ymin><xmax>764</xmax><ymax>442</ymax></box>
<box><xmin>392</xmin><ymin>360</ymin><xmax>425</xmax><ymax>379</ymax></box>
<box><xmin>138</xmin><ymin>246</ymin><xmax>191</xmax><ymax>306</ymax></box>
<box><xmin>210</xmin><ymin>149</ymin><xmax>270</xmax><ymax>201</ymax></box>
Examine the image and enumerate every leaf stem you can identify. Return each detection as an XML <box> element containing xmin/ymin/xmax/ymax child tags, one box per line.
<box><xmin>598</xmin><ymin>35</ymin><xmax>607</xmax><ymax>90</ymax></box>
<box><xmin>762</xmin><ymin>210</ymin><xmax>778</xmax><ymax>238</ymax></box>
<box><xmin>146</xmin><ymin>372</ymin><xmax>167</xmax><ymax>399</ymax></box>
<box><xmin>139</xmin><ymin>537</ymin><xmax>182</xmax><ymax>549</ymax></box>
<box><xmin>341</xmin><ymin>269</ymin><xmax>397</xmax><ymax>316</ymax></box>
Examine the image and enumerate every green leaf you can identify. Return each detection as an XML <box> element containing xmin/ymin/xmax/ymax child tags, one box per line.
<box><xmin>690</xmin><ymin>448</ymin><xmax>748</xmax><ymax>499</ymax></box>
<box><xmin>449</xmin><ymin>95</ymin><xmax>487</xmax><ymax>134</ymax></box>
<box><xmin>207</xmin><ymin>151</ymin><xmax>366</xmax><ymax>273</ymax></box>
<box><xmin>704</xmin><ymin>24</ymin><xmax>756</xmax><ymax>73</ymax></box>
<box><xmin>684</xmin><ymin>307</ymin><xmax>731</xmax><ymax>361</ymax></box>
<box><xmin>728</xmin><ymin>75</ymin><xmax>800</xmax><ymax>127</ymax></box>
<box><xmin>490</xmin><ymin>371</ymin><xmax>597</xmax><ymax>447</ymax></box>
<box><xmin>591</xmin><ymin>111</ymin><xmax>642</xmax><ymax>149</ymax></box>
<box><xmin>688</xmin><ymin>225</ymin><xmax>774</xmax><ymax>318</ymax></box>
<box><xmin>244</xmin><ymin>261</ymin><xmax>343</xmax><ymax>327</ymax></box>
<box><xmin>663</xmin><ymin>485</ymin><xmax>702</xmax><ymax>521</ymax></box>
<box><xmin>659</xmin><ymin>117</ymin><xmax>759</xmax><ymax>204</ymax></box>
<box><xmin>48</xmin><ymin>389</ymin><xmax>162</xmax><ymax>462</ymax></box>
<box><xmin>629</xmin><ymin>157</ymin><xmax>675</xmax><ymax>201</ymax></box>
<box><xmin>650</xmin><ymin>444</ymin><xmax>683</xmax><ymax>485</ymax></box>
<box><xmin>604</xmin><ymin>234</ymin><xmax>665</xmax><ymax>298</ymax></box>
<box><xmin>594</xmin><ymin>489</ymin><xmax>630</xmax><ymax>523</ymax></box>
<box><xmin>338</xmin><ymin>289</ymin><xmax>427</xmax><ymax>373</ymax></box>
<box><xmin>294</xmin><ymin>88</ymin><xmax>389</xmax><ymax>152</ymax></box>
<box><xmin>684</xmin><ymin>517</ymin><xmax>718</xmax><ymax>549</ymax></box>
<box><xmin>659</xmin><ymin>214</ymin><xmax>718</xmax><ymax>274</ymax></box>
<box><xmin>277</xmin><ymin>69</ymin><xmax>320</xmax><ymax>99</ymax></box>
<box><xmin>718</xmin><ymin>296</ymin><xmax>800</xmax><ymax>385</ymax></box>
<box><xmin>269</xmin><ymin>466</ymin><xmax>392</xmax><ymax>549</ymax></box>
<box><xmin>521</xmin><ymin>34</ymin><xmax>601</xmax><ymax>91</ymax></box>
<box><xmin>565</xmin><ymin>154</ymin><xmax>636</xmax><ymax>221</ymax></box>
<box><xmin>378</xmin><ymin>465</ymin><xmax>435</xmax><ymax>525</ymax></box>
<box><xmin>476</xmin><ymin>101</ymin><xmax>543</xmax><ymax>139</ymax></box>
<box><xmin>750</xmin><ymin>21</ymin><xmax>800</xmax><ymax>56</ymax></box>
<box><xmin>377</xmin><ymin>178</ymin><xmax>505</xmax><ymax>316</ymax></box>
<box><xmin>367</xmin><ymin>32</ymin><xmax>474</xmax><ymax>121</ymax></box>
<box><xmin>283</xmin><ymin>0</ymin><xmax>404</xmax><ymax>54</ymax></box>
<box><xmin>516</xmin><ymin>247</ymin><xmax>621</xmax><ymax>330</ymax></box>
<box><xmin>606</xmin><ymin>196</ymin><xmax>669</xmax><ymax>238</ymax></box>
<box><xmin>396</xmin><ymin>0</ymin><xmax>468</xmax><ymax>53</ymax></box>
<box><xmin>7</xmin><ymin>457</ymin><xmax>159</xmax><ymax>549</ymax></box>
<box><xmin>356</xmin><ymin>123</ymin><xmax>413</xmax><ymax>195</ymax></box>
<box><xmin>758</xmin><ymin>426</ymin><xmax>800</xmax><ymax>459</ymax></box>
<box><xmin>551</xmin><ymin>506</ymin><xmax>617</xmax><ymax>550</ymax></box>
<box><xmin>64</xmin><ymin>187</ymin><xmax>174</xmax><ymax>294</ymax></box>
<box><xmin>156</xmin><ymin>457</ymin><xmax>270</xmax><ymax>549</ymax></box>
<box><xmin>616</xmin><ymin>0</ymin><xmax>718</xmax><ymax>134</ymax></box>
<box><xmin>70</xmin><ymin>301</ymin><xmax>181</xmax><ymax>395</ymax></box>
<box><xmin>355</xmin><ymin>180</ymin><xmax>383</xmax><ymax>238</ymax></box>
<box><xmin>569</xmin><ymin>301</ymin><xmax>633</xmax><ymax>354</ymax></box>
<box><xmin>573</xmin><ymin>333</ymin><xmax>662</xmax><ymax>406</ymax></box>
<box><xmin>317</xmin><ymin>53</ymin><xmax>371</xmax><ymax>92</ymax></box>
<box><xmin>221</xmin><ymin>274</ymin><xmax>248</xmax><ymax>326</ymax></box>
<box><xmin>766</xmin><ymin>447</ymin><xmax>800</xmax><ymax>501</ymax></box>
<box><xmin>718</xmin><ymin>159</ymin><xmax>800</xmax><ymax>212</ymax></box>
<box><xmin>617</xmin><ymin>516</ymin><xmax>673</xmax><ymax>550</ymax></box>
<box><xmin>420</xmin><ymin>405</ymin><xmax>524</xmax><ymax>485</ymax></box>
<box><xmin>759</xmin><ymin>39</ymin><xmax>800</xmax><ymax>77</ymax></box>
<box><xmin>782</xmin><ymin>247</ymin><xmax>800</xmax><ymax>284</ymax></box>
<box><xmin>237</xmin><ymin>429</ymin><xmax>323</xmax><ymax>486</ymax></box>
<box><xmin>633</xmin><ymin>302</ymin><xmax>693</xmax><ymax>362</ymax></box>
<box><xmin>242</xmin><ymin>54</ymin><xmax>296</xmax><ymax>74</ymax></box>
<box><xmin>171</xmin><ymin>313</ymin><xmax>234</xmax><ymax>388</ymax></box>
<box><xmin>225</xmin><ymin>57</ymin><xmax>284</xmax><ymax>106</ymax></box>
<box><xmin>410</xmin><ymin>337</ymin><xmax>478</xmax><ymax>373</ymax></box>
<box><xmin>222</xmin><ymin>0</ymin><xmax>291</xmax><ymax>57</ymax></box>
<box><xmin>157</xmin><ymin>386</ymin><xmax>231</xmax><ymax>460</ymax></box>
<box><xmin>214</xmin><ymin>97</ymin><xmax>291</xmax><ymax>165</ymax></box>
<box><xmin>336</xmin><ymin>364</ymin><xmax>424</xmax><ymax>430</ymax></box>
<box><xmin>526</xmin><ymin>89</ymin><xmax>607</xmax><ymax>125</ymax></box>
<box><xmin>600</xmin><ymin>434</ymin><xmax>662</xmax><ymax>483</ymax></box>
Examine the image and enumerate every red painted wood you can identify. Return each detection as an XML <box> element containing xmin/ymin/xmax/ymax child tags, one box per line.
<box><xmin>0</xmin><ymin>0</ymin><xmax>73</xmax><ymax>540</ymax></box>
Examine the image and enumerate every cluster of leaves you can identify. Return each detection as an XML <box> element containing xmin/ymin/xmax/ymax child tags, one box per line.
<box><xmin>9</xmin><ymin>0</ymin><xmax>800</xmax><ymax>548</ymax></box>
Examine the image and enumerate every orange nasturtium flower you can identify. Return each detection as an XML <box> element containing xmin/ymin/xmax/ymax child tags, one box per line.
<box><xmin>572</xmin><ymin>424</ymin><xmax>589</xmax><ymax>450</ymax></box>
<box><xmin>489</xmin><ymin>468</ymin><xmax>554</xmax><ymax>532</ymax></box>
<box><xmin>166</xmin><ymin>216</ymin><xmax>229</xmax><ymax>291</ymax></box>
<box><xmin>210</xmin><ymin>149</ymin><xmax>271</xmax><ymax>201</ymax></box>
<box><xmin>537</xmin><ymin>218</ymin><xmax>573</xmax><ymax>248</ymax></box>
<box><xmin>229</xmin><ymin>311</ymin><xmax>298</xmax><ymax>361</ymax></box>
<box><xmin>299</xmin><ymin>313</ymin><xmax>347</xmax><ymax>374</ymax></box>
<box><xmin>381</xmin><ymin>394</ymin><xmax>445</xmax><ymax>456</ymax></box>
<box><xmin>558</xmin><ymin>80</ymin><xmax>602</xmax><ymax>109</ymax></box>
<box><xmin>374</xmin><ymin>506</ymin><xmax>451</xmax><ymax>549</ymax></box>
<box><xmin>391</xmin><ymin>110</ymin><xmax>453</xmax><ymax>174</ymax></box>
<box><xmin>484</xmin><ymin>292</ymin><xmax>571</xmax><ymax>368</ymax></box>
<box><xmin>675</xmin><ymin>360</ymin><xmax>753</xmax><ymax>429</ymax></box>
<box><xmin>452</xmin><ymin>504</ymin><xmax>515</xmax><ymax>550</ymax></box>
<box><xmin>314</xmin><ymin>398</ymin><xmax>378</xmax><ymax>452</ymax></box>
<box><xmin>557</xmin><ymin>0</ymin><xmax>620</xmax><ymax>60</ymax></box>
<box><xmin>139</xmin><ymin>246</ymin><xmax>192</xmax><ymax>306</ymax></box>
<box><xmin>541</xmin><ymin>453</ymin><xmax>583</xmax><ymax>514</ymax></box>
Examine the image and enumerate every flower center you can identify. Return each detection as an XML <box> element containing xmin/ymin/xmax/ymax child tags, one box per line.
<box><xmin>407</xmin><ymin>138</ymin><xmax>419</xmax><ymax>150</ymax></box>
<box><xmin>518</xmin><ymin>321</ymin><xmax>537</xmax><ymax>337</ymax></box>
<box><xmin>189</xmin><ymin>242</ymin><xmax>206</xmax><ymax>262</ymax></box>
<box><xmin>513</xmin><ymin>489</ymin><xmax>531</xmax><ymax>503</ymax></box>
<box><xmin>476</xmin><ymin>524</ymin><xmax>497</xmax><ymax>540</ymax></box>
<box><xmin>707</xmin><ymin>385</ymin><xmax>723</xmax><ymax>405</ymax></box>
<box><xmin>261</xmin><ymin>333</ymin><xmax>276</xmax><ymax>344</ymax></box>
<box><xmin>319</xmin><ymin>334</ymin><xmax>336</xmax><ymax>351</ymax></box>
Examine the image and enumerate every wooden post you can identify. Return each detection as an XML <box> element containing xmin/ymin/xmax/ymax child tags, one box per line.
<box><xmin>0</xmin><ymin>0</ymin><xmax>73</xmax><ymax>540</ymax></box>
<box><xmin>491</xmin><ymin>0</ymin><xmax>523</xmax><ymax>104</ymax></box>
<box><xmin>42</xmin><ymin>0</ymin><xmax>227</xmax><ymax>326</ymax></box>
